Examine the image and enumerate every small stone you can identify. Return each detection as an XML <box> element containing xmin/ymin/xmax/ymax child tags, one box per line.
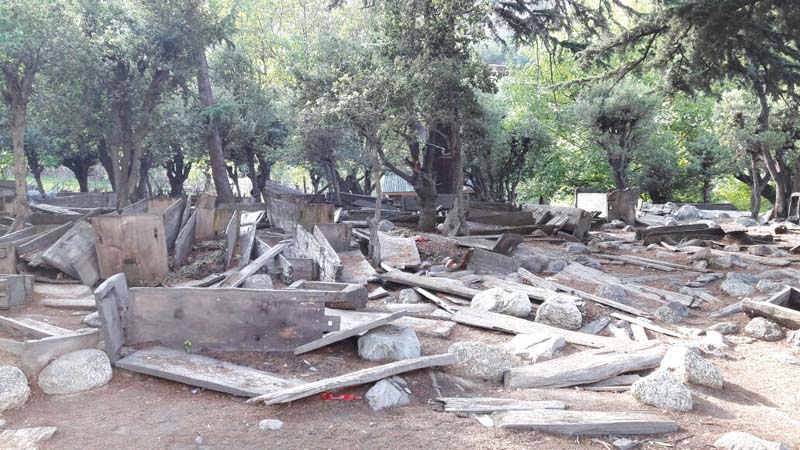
<box><xmin>709</xmin><ymin>255</ymin><xmax>733</xmax><ymax>270</ymax></box>
<box><xmin>546</xmin><ymin>260</ymin><xmax>568</xmax><ymax>273</ymax></box>
<box><xmin>378</xmin><ymin>220</ymin><xmax>395</xmax><ymax>232</ymax></box>
<box><xmin>258</xmin><ymin>419</ymin><xmax>284</xmax><ymax>431</ymax></box>
<box><xmin>594</xmin><ymin>283</ymin><xmax>626</xmax><ymax>301</ymax></box>
<box><xmin>365</xmin><ymin>376</ymin><xmax>410</xmax><ymax>411</ymax></box>
<box><xmin>708</xmin><ymin>322</ymin><xmax>738</xmax><ymax>335</ymax></box>
<box><xmin>758</xmin><ymin>269</ymin><xmax>790</xmax><ymax>280</ymax></box>
<box><xmin>358</xmin><ymin>325</ymin><xmax>421</xmax><ymax>361</ymax></box>
<box><xmin>613</xmin><ymin>438</ymin><xmax>639</xmax><ymax>450</ymax></box>
<box><xmin>748</xmin><ymin>245</ymin><xmax>773</xmax><ymax>257</ymax></box>
<box><xmin>756</xmin><ymin>279</ymin><xmax>783</xmax><ymax>293</ymax></box>
<box><xmin>505</xmin><ymin>334</ymin><xmax>565</xmax><ymax>363</ymax></box>
<box><xmin>38</xmin><ymin>349</ymin><xmax>112</xmax><ymax>395</ymax></box>
<box><xmin>660</xmin><ymin>346</ymin><xmax>724</xmax><ymax>389</ymax></box>
<box><xmin>0</xmin><ymin>366</ymin><xmax>30</xmax><ymax>412</ymax></box>
<box><xmin>535</xmin><ymin>294</ymin><xmax>583</xmax><ymax>330</ymax></box>
<box><xmin>744</xmin><ymin>317</ymin><xmax>784</xmax><ymax>341</ymax></box>
<box><xmin>713</xmin><ymin>431</ymin><xmax>790</xmax><ymax>450</ymax></box>
<box><xmin>470</xmin><ymin>288</ymin><xmax>531</xmax><ymax>318</ymax></box>
<box><xmin>564</xmin><ymin>243</ymin><xmax>590</xmax><ymax>255</ymax></box>
<box><xmin>721</xmin><ymin>280</ymin><xmax>755</xmax><ymax>297</ymax></box>
<box><xmin>727</xmin><ymin>271</ymin><xmax>758</xmax><ymax>285</ymax></box>
<box><xmin>609</xmin><ymin>219</ymin><xmax>626</xmax><ymax>229</ymax></box>
<box><xmin>82</xmin><ymin>311</ymin><xmax>101</xmax><ymax>328</ymax></box>
<box><xmin>692</xmin><ymin>331</ymin><xmax>733</xmax><ymax>358</ymax></box>
<box><xmin>448</xmin><ymin>341</ymin><xmax>522</xmax><ymax>383</ymax></box>
<box><xmin>515</xmin><ymin>254</ymin><xmax>549</xmax><ymax>274</ymax></box>
<box><xmin>630</xmin><ymin>369</ymin><xmax>693</xmax><ymax>412</ymax></box>
<box><xmin>242</xmin><ymin>274</ymin><xmax>273</xmax><ymax>289</ymax></box>
<box><xmin>673</xmin><ymin>205</ymin><xmax>701</xmax><ymax>220</ymax></box>
<box><xmin>398</xmin><ymin>288</ymin><xmax>422</xmax><ymax>304</ymax></box>
<box><xmin>654</xmin><ymin>301</ymin><xmax>689</xmax><ymax>324</ymax></box>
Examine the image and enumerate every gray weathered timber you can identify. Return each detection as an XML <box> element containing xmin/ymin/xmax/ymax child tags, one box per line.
<box><xmin>338</xmin><ymin>249</ymin><xmax>377</xmax><ymax>284</ymax></box>
<box><xmin>93</xmin><ymin>214</ymin><xmax>169</xmax><ymax>282</ymax></box>
<box><xmin>452</xmin><ymin>309</ymin><xmax>623</xmax><ymax>348</ymax></box>
<box><xmin>93</xmin><ymin>273</ymin><xmax>129</xmax><ymax>362</ymax></box>
<box><xmin>328</xmin><ymin>308</ymin><xmax>455</xmax><ymax>338</ymax></box>
<box><xmin>0</xmin><ymin>427</ymin><xmax>58</xmax><ymax>450</ymax></box>
<box><xmin>742</xmin><ymin>297</ymin><xmax>800</xmax><ymax>330</ymax></box>
<box><xmin>294</xmin><ymin>311</ymin><xmax>407</xmax><ymax>355</ymax></box>
<box><xmin>378</xmin><ymin>232</ymin><xmax>421</xmax><ymax>268</ymax></box>
<box><xmin>315</xmin><ymin>223</ymin><xmax>352</xmax><ymax>252</ymax></box>
<box><xmin>380</xmin><ymin>270</ymin><xmax>481</xmax><ymax>298</ymax></box>
<box><xmin>433</xmin><ymin>397</ymin><xmax>567</xmax><ymax>415</ymax></box>
<box><xmin>41</xmin><ymin>297</ymin><xmax>96</xmax><ymax>310</ymax></box>
<box><xmin>237</xmin><ymin>211</ymin><xmax>264</xmax><ymax>267</ymax></box>
<box><xmin>173</xmin><ymin>210</ymin><xmax>197</xmax><ymax>267</ymax></box>
<box><xmin>20</xmin><ymin>330</ymin><xmax>100</xmax><ymax>376</ymax></box>
<box><xmin>116</xmin><ymin>346</ymin><xmax>301</xmax><ymax>397</ymax></box>
<box><xmin>224</xmin><ymin>209</ymin><xmax>241</xmax><ymax>268</ymax></box>
<box><xmin>126</xmin><ymin>287</ymin><xmax>339</xmax><ymax>352</ymax></box>
<box><xmin>15</xmin><ymin>222</ymin><xmax>74</xmax><ymax>256</ymax></box>
<box><xmin>467</xmin><ymin>248</ymin><xmax>520</xmax><ymax>276</ymax></box>
<box><xmin>0</xmin><ymin>275</ymin><xmax>27</xmax><ymax>309</ymax></box>
<box><xmin>41</xmin><ymin>221</ymin><xmax>101</xmax><ymax>286</ymax></box>
<box><xmin>0</xmin><ymin>316</ymin><xmax>76</xmax><ymax>339</ymax></box>
<box><xmin>0</xmin><ymin>244</ymin><xmax>16</xmax><ymax>274</ymax></box>
<box><xmin>504</xmin><ymin>341</ymin><xmax>667</xmax><ymax>389</ymax></box>
<box><xmin>523</xmin><ymin>205</ymin><xmax>592</xmax><ymax>239</ymax></box>
<box><xmin>287</xmin><ymin>280</ymin><xmax>368</xmax><ymax>310</ymax></box>
<box><xmin>219</xmin><ymin>242</ymin><xmax>288</xmax><ymax>287</ymax></box>
<box><xmin>162</xmin><ymin>198</ymin><xmax>186</xmax><ymax>252</ymax></box>
<box><xmin>481</xmin><ymin>277</ymin><xmax>551</xmax><ymax>301</ymax></box>
<box><xmin>278</xmin><ymin>254</ymin><xmax>316</xmax><ymax>284</ymax></box>
<box><xmin>266</xmin><ymin>197</ymin><xmax>333</xmax><ymax>233</ymax></box>
<box><xmin>248</xmin><ymin>353</ymin><xmax>455</xmax><ymax>405</ymax></box>
<box><xmin>609</xmin><ymin>313</ymin><xmax>689</xmax><ymax>338</ymax></box>
<box><xmin>492</xmin><ymin>409</ymin><xmax>678</xmax><ymax>436</ymax></box>
<box><xmin>295</xmin><ymin>225</ymin><xmax>342</xmax><ymax>282</ymax></box>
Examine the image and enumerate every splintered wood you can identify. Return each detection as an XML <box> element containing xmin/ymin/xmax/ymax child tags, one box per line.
<box><xmin>493</xmin><ymin>409</ymin><xmax>678</xmax><ymax>436</ymax></box>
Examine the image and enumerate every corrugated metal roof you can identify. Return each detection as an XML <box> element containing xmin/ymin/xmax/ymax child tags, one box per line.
<box><xmin>381</xmin><ymin>173</ymin><xmax>414</xmax><ymax>193</ymax></box>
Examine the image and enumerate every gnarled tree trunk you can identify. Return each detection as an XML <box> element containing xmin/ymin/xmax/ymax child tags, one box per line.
<box><xmin>196</xmin><ymin>49</ymin><xmax>234</xmax><ymax>203</ymax></box>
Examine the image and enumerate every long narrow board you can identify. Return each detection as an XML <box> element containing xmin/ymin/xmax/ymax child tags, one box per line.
<box><xmin>433</xmin><ymin>397</ymin><xmax>567</xmax><ymax>415</ymax></box>
<box><xmin>248</xmin><ymin>353</ymin><xmax>455</xmax><ymax>405</ymax></box>
<box><xmin>116</xmin><ymin>346</ymin><xmax>301</xmax><ymax>397</ymax></box>
<box><xmin>493</xmin><ymin>409</ymin><xmax>678</xmax><ymax>436</ymax></box>
<box><xmin>329</xmin><ymin>308</ymin><xmax>455</xmax><ymax>339</ymax></box>
<box><xmin>380</xmin><ymin>270</ymin><xmax>481</xmax><ymax>298</ymax></box>
<box><xmin>452</xmin><ymin>308</ymin><xmax>624</xmax><ymax>348</ymax></box>
<box><xmin>294</xmin><ymin>311</ymin><xmax>407</xmax><ymax>355</ymax></box>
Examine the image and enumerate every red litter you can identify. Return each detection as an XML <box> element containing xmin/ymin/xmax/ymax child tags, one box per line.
<box><xmin>320</xmin><ymin>392</ymin><xmax>362</xmax><ymax>401</ymax></box>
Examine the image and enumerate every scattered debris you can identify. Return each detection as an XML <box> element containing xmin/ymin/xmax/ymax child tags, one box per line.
<box><xmin>365</xmin><ymin>376</ymin><xmax>410</xmax><ymax>411</ymax></box>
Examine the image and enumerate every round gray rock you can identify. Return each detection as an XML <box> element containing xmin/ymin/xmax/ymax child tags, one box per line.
<box><xmin>37</xmin><ymin>349</ymin><xmax>113</xmax><ymax>395</ymax></box>
<box><xmin>357</xmin><ymin>325</ymin><xmax>420</xmax><ymax>361</ymax></box>
<box><xmin>674</xmin><ymin>205</ymin><xmax>701</xmax><ymax>220</ymax></box>
<box><xmin>594</xmin><ymin>283</ymin><xmax>626</xmax><ymax>301</ymax></box>
<box><xmin>721</xmin><ymin>280</ymin><xmax>755</xmax><ymax>297</ymax></box>
<box><xmin>470</xmin><ymin>288</ymin><xmax>531</xmax><ymax>318</ymax></box>
<box><xmin>535</xmin><ymin>294</ymin><xmax>583</xmax><ymax>330</ymax></box>
<box><xmin>756</xmin><ymin>279</ymin><xmax>783</xmax><ymax>293</ymax></box>
<box><xmin>744</xmin><ymin>317</ymin><xmax>784</xmax><ymax>341</ymax></box>
<box><xmin>630</xmin><ymin>369</ymin><xmax>693</xmax><ymax>412</ymax></box>
<box><xmin>365</xmin><ymin>376</ymin><xmax>410</xmax><ymax>411</ymax></box>
<box><xmin>714</xmin><ymin>431</ymin><xmax>790</xmax><ymax>450</ymax></box>
<box><xmin>378</xmin><ymin>220</ymin><xmax>395</xmax><ymax>232</ymax></box>
<box><xmin>0</xmin><ymin>365</ymin><xmax>30</xmax><ymax>412</ymax></box>
<box><xmin>660</xmin><ymin>346</ymin><xmax>724</xmax><ymax>389</ymax></box>
<box><xmin>654</xmin><ymin>301</ymin><xmax>689</xmax><ymax>324</ymax></box>
<box><xmin>546</xmin><ymin>260</ymin><xmax>568</xmax><ymax>273</ymax></box>
<box><xmin>708</xmin><ymin>322</ymin><xmax>739</xmax><ymax>335</ymax></box>
<box><xmin>398</xmin><ymin>288</ymin><xmax>422</xmax><ymax>304</ymax></box>
<box><xmin>258</xmin><ymin>419</ymin><xmax>284</xmax><ymax>431</ymax></box>
<box><xmin>448</xmin><ymin>341</ymin><xmax>522</xmax><ymax>383</ymax></box>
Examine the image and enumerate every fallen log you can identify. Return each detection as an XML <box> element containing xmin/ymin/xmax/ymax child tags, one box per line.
<box><xmin>452</xmin><ymin>309</ymin><xmax>624</xmax><ymax>348</ymax></box>
<box><xmin>504</xmin><ymin>341</ymin><xmax>667</xmax><ymax>389</ymax></box>
<box><xmin>433</xmin><ymin>397</ymin><xmax>566</xmax><ymax>415</ymax></box>
<box><xmin>742</xmin><ymin>296</ymin><xmax>800</xmax><ymax>330</ymax></box>
<box><xmin>380</xmin><ymin>270</ymin><xmax>481</xmax><ymax>299</ymax></box>
<box><xmin>247</xmin><ymin>353</ymin><xmax>455</xmax><ymax>405</ymax></box>
<box><xmin>493</xmin><ymin>409</ymin><xmax>678</xmax><ymax>436</ymax></box>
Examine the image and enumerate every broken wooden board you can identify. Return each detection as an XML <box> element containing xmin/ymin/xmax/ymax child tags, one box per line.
<box><xmin>41</xmin><ymin>221</ymin><xmax>100</xmax><ymax>286</ymax></box>
<box><xmin>0</xmin><ymin>316</ymin><xmax>77</xmax><ymax>339</ymax></box>
<box><xmin>287</xmin><ymin>281</ymin><xmax>368</xmax><ymax>310</ymax></box>
<box><xmin>126</xmin><ymin>287</ymin><xmax>339</xmax><ymax>352</ymax></box>
<box><xmin>266</xmin><ymin>197</ymin><xmax>333</xmax><ymax>233</ymax></box>
<box><xmin>524</xmin><ymin>205</ymin><xmax>592</xmax><ymax>239</ymax></box>
<box><xmin>466</xmin><ymin>248</ymin><xmax>520</xmax><ymax>276</ymax></box>
<box><xmin>224</xmin><ymin>209</ymin><xmax>242</xmax><ymax>269</ymax></box>
<box><xmin>328</xmin><ymin>308</ymin><xmax>455</xmax><ymax>338</ymax></box>
<box><xmin>173</xmin><ymin>210</ymin><xmax>197</xmax><ymax>268</ymax></box>
<box><xmin>481</xmin><ymin>277</ymin><xmax>551</xmax><ymax>301</ymax></box>
<box><xmin>453</xmin><ymin>309</ymin><xmax>624</xmax><ymax>348</ymax></box>
<box><xmin>93</xmin><ymin>273</ymin><xmax>129</xmax><ymax>362</ymax></box>
<box><xmin>236</xmin><ymin>211</ymin><xmax>264</xmax><ymax>267</ymax></box>
<box><xmin>295</xmin><ymin>225</ymin><xmax>342</xmax><ymax>282</ymax></box>
<box><xmin>0</xmin><ymin>275</ymin><xmax>27</xmax><ymax>309</ymax></box>
<box><xmin>338</xmin><ymin>249</ymin><xmax>377</xmax><ymax>284</ymax></box>
<box><xmin>378</xmin><ymin>232</ymin><xmax>421</xmax><ymax>268</ymax></box>
<box><xmin>493</xmin><ymin>409</ymin><xmax>678</xmax><ymax>436</ymax></box>
<box><xmin>21</xmin><ymin>330</ymin><xmax>100</xmax><ymax>376</ymax></box>
<box><xmin>116</xmin><ymin>346</ymin><xmax>301</xmax><ymax>397</ymax></box>
<box><xmin>380</xmin><ymin>270</ymin><xmax>480</xmax><ymax>299</ymax></box>
<box><xmin>248</xmin><ymin>353</ymin><xmax>455</xmax><ymax>405</ymax></box>
<box><xmin>433</xmin><ymin>397</ymin><xmax>567</xmax><ymax>416</ymax></box>
<box><xmin>0</xmin><ymin>243</ymin><xmax>16</xmax><ymax>274</ymax></box>
<box><xmin>294</xmin><ymin>311</ymin><xmax>407</xmax><ymax>355</ymax></box>
<box><xmin>636</xmin><ymin>223</ymin><xmax>725</xmax><ymax>245</ymax></box>
<box><xmin>610</xmin><ymin>312</ymin><xmax>689</xmax><ymax>338</ymax></box>
<box><xmin>41</xmin><ymin>297</ymin><xmax>96</xmax><ymax>310</ymax></box>
<box><xmin>219</xmin><ymin>242</ymin><xmax>288</xmax><ymax>288</ymax></box>
<box><xmin>0</xmin><ymin>427</ymin><xmax>58</xmax><ymax>450</ymax></box>
<box><xmin>93</xmin><ymin>214</ymin><xmax>169</xmax><ymax>283</ymax></box>
<box><xmin>504</xmin><ymin>341</ymin><xmax>667</xmax><ymax>389</ymax></box>
<box><xmin>597</xmin><ymin>253</ymin><xmax>708</xmax><ymax>273</ymax></box>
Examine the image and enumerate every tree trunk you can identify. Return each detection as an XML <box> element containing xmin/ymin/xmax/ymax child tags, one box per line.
<box><xmin>97</xmin><ymin>138</ymin><xmax>116</xmax><ymax>192</ymax></box>
<box><xmin>133</xmin><ymin>151</ymin><xmax>153</xmax><ymax>201</ymax></box>
<box><xmin>441</xmin><ymin>107</ymin><xmax>468</xmax><ymax>237</ymax></box>
<box><xmin>416</xmin><ymin>176</ymin><xmax>437</xmax><ymax>232</ymax></box>
<box><xmin>196</xmin><ymin>49</ymin><xmax>234</xmax><ymax>203</ymax></box>
<box><xmin>10</xmin><ymin>100</ymin><xmax>30</xmax><ymax>230</ymax></box>
<box><xmin>749</xmin><ymin>155</ymin><xmax>764</xmax><ymax>218</ymax></box>
<box><xmin>702</xmin><ymin>178</ymin><xmax>712</xmax><ymax>204</ymax></box>
<box><xmin>368</xmin><ymin>140</ymin><xmax>383</xmax><ymax>267</ymax></box>
<box><xmin>609</xmin><ymin>156</ymin><xmax>628</xmax><ymax>191</ymax></box>
<box><xmin>431</xmin><ymin>123</ymin><xmax>455</xmax><ymax>194</ymax></box>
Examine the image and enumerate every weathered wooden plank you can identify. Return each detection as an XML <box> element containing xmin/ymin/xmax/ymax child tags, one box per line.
<box><xmin>609</xmin><ymin>313</ymin><xmax>689</xmax><ymax>338</ymax></box>
<box><xmin>248</xmin><ymin>353</ymin><xmax>455</xmax><ymax>405</ymax></box>
<box><xmin>0</xmin><ymin>427</ymin><xmax>58</xmax><ymax>450</ymax></box>
<box><xmin>21</xmin><ymin>330</ymin><xmax>100</xmax><ymax>376</ymax></box>
<box><xmin>481</xmin><ymin>277</ymin><xmax>551</xmax><ymax>301</ymax></box>
<box><xmin>380</xmin><ymin>270</ymin><xmax>481</xmax><ymax>299</ymax></box>
<box><xmin>504</xmin><ymin>341</ymin><xmax>667</xmax><ymax>389</ymax></box>
<box><xmin>630</xmin><ymin>324</ymin><xmax>649</xmax><ymax>341</ymax></box>
<box><xmin>0</xmin><ymin>243</ymin><xmax>16</xmax><ymax>275</ymax></box>
<box><xmin>466</xmin><ymin>248</ymin><xmax>520</xmax><ymax>276</ymax></box>
<box><xmin>41</xmin><ymin>297</ymin><xmax>96</xmax><ymax>310</ymax></box>
<box><xmin>294</xmin><ymin>311</ymin><xmax>407</xmax><ymax>355</ymax></box>
<box><xmin>453</xmin><ymin>308</ymin><xmax>623</xmax><ymax>348</ymax></box>
<box><xmin>742</xmin><ymin>297</ymin><xmax>800</xmax><ymax>330</ymax></box>
<box><xmin>493</xmin><ymin>409</ymin><xmax>678</xmax><ymax>436</ymax></box>
<box><xmin>378</xmin><ymin>232</ymin><xmax>421</xmax><ymax>268</ymax></box>
<box><xmin>219</xmin><ymin>242</ymin><xmax>288</xmax><ymax>288</ymax></box>
<box><xmin>93</xmin><ymin>215</ymin><xmax>169</xmax><ymax>282</ymax></box>
<box><xmin>116</xmin><ymin>346</ymin><xmax>301</xmax><ymax>397</ymax></box>
<box><xmin>0</xmin><ymin>316</ymin><xmax>76</xmax><ymax>339</ymax></box>
<box><xmin>296</xmin><ymin>225</ymin><xmax>342</xmax><ymax>282</ymax></box>
<box><xmin>127</xmin><ymin>287</ymin><xmax>339</xmax><ymax>352</ymax></box>
<box><xmin>0</xmin><ymin>275</ymin><xmax>27</xmax><ymax>309</ymax></box>
<box><xmin>338</xmin><ymin>249</ymin><xmax>377</xmax><ymax>284</ymax></box>
<box><xmin>328</xmin><ymin>308</ymin><xmax>455</xmax><ymax>338</ymax></box>
<box><xmin>433</xmin><ymin>397</ymin><xmax>567</xmax><ymax>415</ymax></box>
<box><xmin>173</xmin><ymin>210</ymin><xmax>197</xmax><ymax>267</ymax></box>
<box><xmin>41</xmin><ymin>221</ymin><xmax>101</xmax><ymax>285</ymax></box>
<box><xmin>599</xmin><ymin>253</ymin><xmax>708</xmax><ymax>273</ymax></box>
<box><xmin>93</xmin><ymin>273</ymin><xmax>129</xmax><ymax>362</ymax></box>
<box><xmin>237</xmin><ymin>211</ymin><xmax>263</xmax><ymax>267</ymax></box>
<box><xmin>287</xmin><ymin>281</ymin><xmax>368</xmax><ymax>310</ymax></box>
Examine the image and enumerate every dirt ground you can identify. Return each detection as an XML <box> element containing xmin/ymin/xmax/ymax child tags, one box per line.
<box><xmin>2</xmin><ymin>229</ymin><xmax>800</xmax><ymax>450</ymax></box>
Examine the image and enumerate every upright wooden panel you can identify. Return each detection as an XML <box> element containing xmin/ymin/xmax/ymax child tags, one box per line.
<box><xmin>93</xmin><ymin>215</ymin><xmax>169</xmax><ymax>282</ymax></box>
<box><xmin>0</xmin><ymin>244</ymin><xmax>16</xmax><ymax>274</ymax></box>
<box><xmin>161</xmin><ymin>198</ymin><xmax>185</xmax><ymax>252</ymax></box>
<box><xmin>93</xmin><ymin>273</ymin><xmax>129</xmax><ymax>362</ymax></box>
<box><xmin>126</xmin><ymin>287</ymin><xmax>339</xmax><ymax>352</ymax></box>
<box><xmin>295</xmin><ymin>225</ymin><xmax>342</xmax><ymax>282</ymax></box>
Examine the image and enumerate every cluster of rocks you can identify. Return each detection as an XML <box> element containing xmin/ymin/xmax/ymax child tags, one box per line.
<box><xmin>0</xmin><ymin>349</ymin><xmax>113</xmax><ymax>415</ymax></box>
